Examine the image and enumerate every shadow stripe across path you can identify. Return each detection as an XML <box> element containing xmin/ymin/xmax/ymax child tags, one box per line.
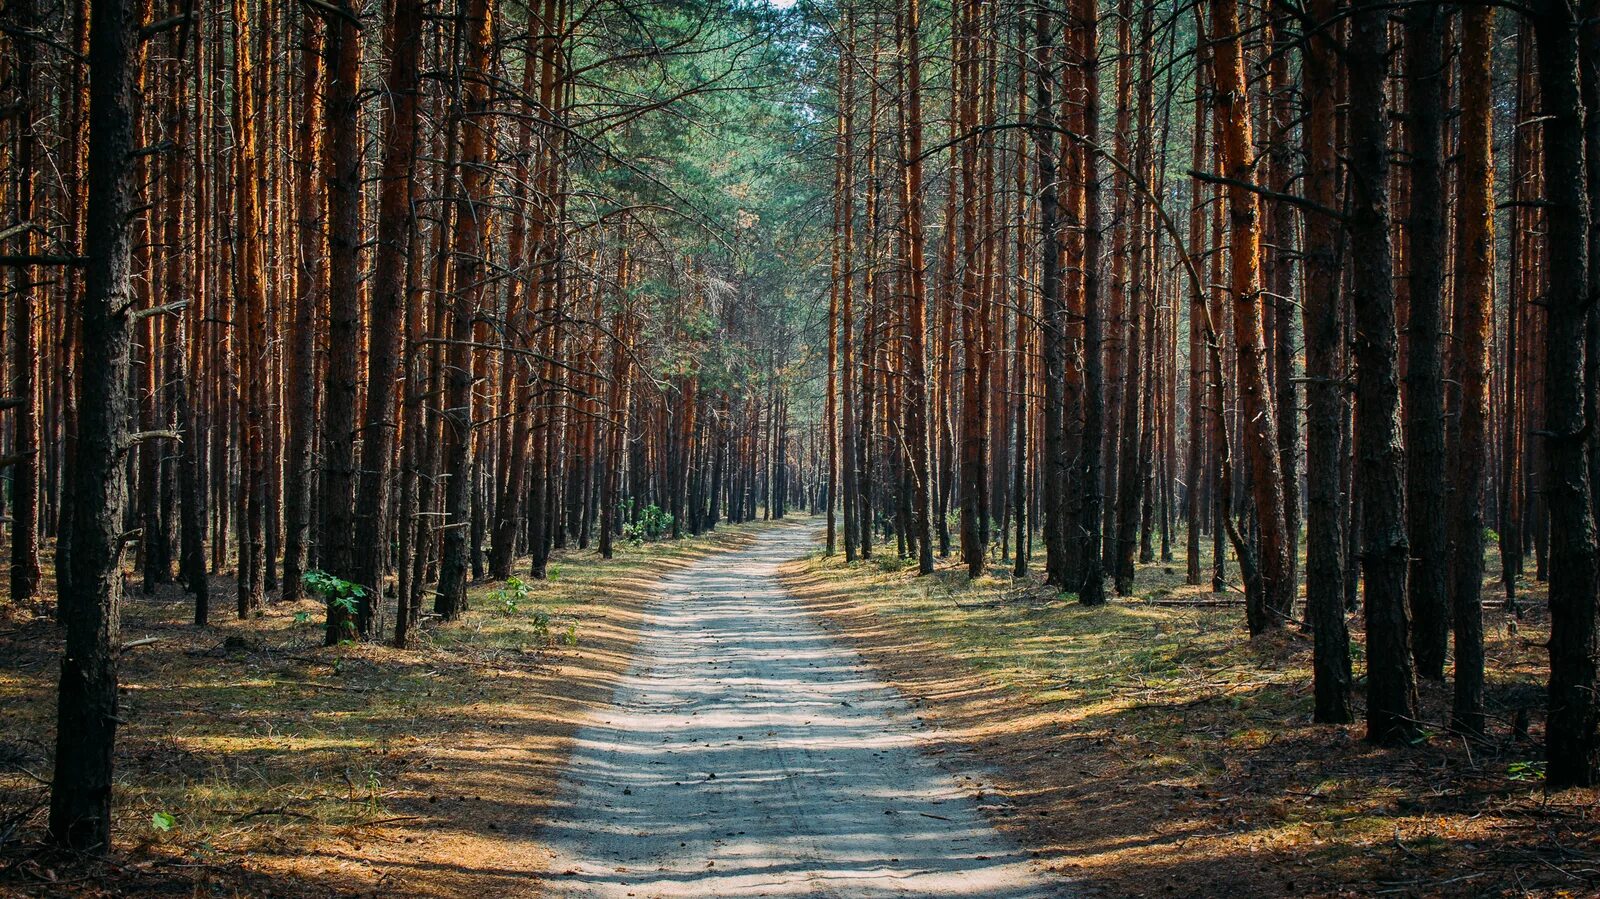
<box><xmin>537</xmin><ymin>523</ymin><xmax>1071</xmax><ymax>898</ymax></box>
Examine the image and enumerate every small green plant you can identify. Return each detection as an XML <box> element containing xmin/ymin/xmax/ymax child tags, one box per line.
<box><xmin>875</xmin><ymin>555</ymin><xmax>911</xmax><ymax>573</ymax></box>
<box><xmin>495</xmin><ymin>576</ymin><xmax>531</xmax><ymax>615</ymax></box>
<box><xmin>151</xmin><ymin>811</ymin><xmax>176</xmax><ymax>833</ymax></box>
<box><xmin>621</xmin><ymin>502</ymin><xmax>675</xmax><ymax>545</ymax></box>
<box><xmin>490</xmin><ymin>575</ymin><xmax>574</xmax><ymax>645</ymax></box>
<box><xmin>292</xmin><ymin>610</ymin><xmax>312</xmax><ymax>625</ymax></box>
<box><xmin>1507</xmin><ymin>760</ymin><xmax>1546</xmax><ymax>782</ymax></box>
<box><xmin>529</xmin><ymin>607</ymin><xmax>552</xmax><ymax>640</ymax></box>
<box><xmin>302</xmin><ymin>570</ymin><xmax>368</xmax><ymax>639</ymax></box>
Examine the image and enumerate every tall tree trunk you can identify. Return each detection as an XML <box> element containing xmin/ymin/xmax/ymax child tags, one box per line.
<box><xmin>232</xmin><ymin>0</ymin><xmax>268</xmax><ymax>617</ymax></box>
<box><xmin>1534</xmin><ymin>0</ymin><xmax>1599</xmax><ymax>788</ymax></box>
<box><xmin>599</xmin><ymin>249</ymin><xmax>632</xmax><ymax>560</ymax></box>
<box><xmin>8</xmin><ymin>0</ymin><xmax>42</xmax><ymax>604</ymax></box>
<box><xmin>1298</xmin><ymin>0</ymin><xmax>1352</xmax><ymax>724</ymax></box>
<box><xmin>828</xmin><ymin>29</ymin><xmax>845</xmax><ymax>556</ymax></box>
<box><xmin>1586</xmin><ymin>1</ymin><xmax>1600</xmax><ymax>530</ymax></box>
<box><xmin>899</xmin><ymin>0</ymin><xmax>934</xmax><ymax>575</ymax></box>
<box><xmin>1349</xmin><ymin>0</ymin><xmax>1418</xmax><ymax>744</ymax></box>
<box><xmin>1033</xmin><ymin>7</ymin><xmax>1069</xmax><ymax>589</ymax></box>
<box><xmin>435</xmin><ymin>0</ymin><xmax>496</xmax><ymax>620</ymax></box>
<box><xmin>49</xmin><ymin>0</ymin><xmax>139</xmax><ymax>851</ymax></box>
<box><xmin>1447</xmin><ymin>3</ymin><xmax>1495</xmax><ymax>737</ymax></box>
<box><xmin>1265</xmin><ymin>6</ymin><xmax>1298</xmax><ymax>598</ymax></box>
<box><xmin>1184</xmin><ymin>19</ymin><xmax>1207</xmax><ymax>588</ymax></box>
<box><xmin>320</xmin><ymin>1</ymin><xmax>363</xmax><ymax>643</ymax></box>
<box><xmin>1402</xmin><ymin>0</ymin><xmax>1449</xmax><ymax>682</ymax></box>
<box><xmin>163</xmin><ymin>24</ymin><xmax>208</xmax><ymax>620</ymax></box>
<box><xmin>1075</xmin><ymin>0</ymin><xmax>1106</xmax><ymax>605</ymax></box>
<box><xmin>1209</xmin><ymin>0</ymin><xmax>1292</xmax><ymax>631</ymax></box>
<box><xmin>957</xmin><ymin>0</ymin><xmax>987</xmax><ymax>578</ymax></box>
<box><xmin>840</xmin><ymin>5</ymin><xmax>858</xmax><ymax>562</ymax></box>
<box><xmin>282</xmin><ymin>14</ymin><xmax>322</xmax><ymax>604</ymax></box>
<box><xmin>353</xmin><ymin>0</ymin><xmax>423</xmax><ymax>613</ymax></box>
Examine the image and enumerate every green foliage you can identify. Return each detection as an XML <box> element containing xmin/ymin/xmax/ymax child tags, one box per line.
<box><xmin>303</xmin><ymin>570</ymin><xmax>368</xmax><ymax>640</ymax></box>
<box><xmin>490</xmin><ymin>574</ymin><xmax>575</xmax><ymax>647</ymax></box>
<box><xmin>529</xmin><ymin>608</ymin><xmax>553</xmax><ymax>642</ymax></box>
<box><xmin>151</xmin><ymin>811</ymin><xmax>176</xmax><ymax>833</ymax></box>
<box><xmin>620</xmin><ymin>502</ymin><xmax>675</xmax><ymax>546</ymax></box>
<box><xmin>302</xmin><ymin>571</ymin><xmax>367</xmax><ymax>610</ymax></box>
<box><xmin>1507</xmin><ymin>760</ymin><xmax>1546</xmax><ymax>781</ymax></box>
<box><xmin>495</xmin><ymin>577</ymin><xmax>531</xmax><ymax>615</ymax></box>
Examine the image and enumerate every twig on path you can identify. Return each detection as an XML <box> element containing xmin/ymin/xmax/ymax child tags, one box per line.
<box><xmin>230</xmin><ymin>807</ymin><xmax>316</xmax><ymax>822</ymax></box>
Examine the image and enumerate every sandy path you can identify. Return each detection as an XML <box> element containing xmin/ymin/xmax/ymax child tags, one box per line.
<box><xmin>538</xmin><ymin>524</ymin><xmax>1068</xmax><ymax>898</ymax></box>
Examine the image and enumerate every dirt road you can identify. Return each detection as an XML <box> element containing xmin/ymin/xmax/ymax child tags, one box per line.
<box><xmin>538</xmin><ymin>523</ymin><xmax>1067</xmax><ymax>898</ymax></box>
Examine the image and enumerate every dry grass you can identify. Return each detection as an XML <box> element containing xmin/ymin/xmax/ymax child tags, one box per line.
<box><xmin>782</xmin><ymin>537</ymin><xmax>1600</xmax><ymax>898</ymax></box>
<box><xmin>0</xmin><ymin>520</ymin><xmax>772</xmax><ymax>897</ymax></box>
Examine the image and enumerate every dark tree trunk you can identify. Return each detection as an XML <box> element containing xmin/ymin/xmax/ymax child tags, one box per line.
<box><xmin>1033</xmin><ymin>8</ymin><xmax>1068</xmax><ymax>589</ymax></box>
<box><xmin>282</xmin><ymin>15</ymin><xmax>322</xmax><ymax>605</ymax></box>
<box><xmin>899</xmin><ymin>0</ymin><xmax>934</xmax><ymax>575</ymax></box>
<box><xmin>1298</xmin><ymin>0</ymin><xmax>1352</xmax><ymax>724</ymax></box>
<box><xmin>1184</xmin><ymin>22</ymin><xmax>1207</xmax><ymax>589</ymax></box>
<box><xmin>1534</xmin><ymin>0</ymin><xmax>1599</xmax><ymax>788</ymax></box>
<box><xmin>1447</xmin><ymin>3</ymin><xmax>1495</xmax><ymax>737</ymax></box>
<box><xmin>49</xmin><ymin>0</ymin><xmax>138</xmax><ymax>851</ymax></box>
<box><xmin>1349</xmin><ymin>0</ymin><xmax>1418</xmax><ymax>745</ymax></box>
<box><xmin>320</xmin><ymin>4</ymin><xmax>362</xmax><ymax>644</ymax></box>
<box><xmin>435</xmin><ymin>0</ymin><xmax>496</xmax><ymax>620</ymax></box>
<box><xmin>353</xmin><ymin>0</ymin><xmax>422</xmax><ymax>615</ymax></box>
<box><xmin>8</xmin><ymin>0</ymin><xmax>42</xmax><ymax>604</ymax></box>
<box><xmin>1075</xmin><ymin>0</ymin><xmax>1106</xmax><ymax>606</ymax></box>
<box><xmin>599</xmin><ymin>287</ymin><xmax>631</xmax><ymax>560</ymax></box>
<box><xmin>232</xmin><ymin>0</ymin><xmax>268</xmax><ymax>617</ymax></box>
<box><xmin>1402</xmin><ymin>0</ymin><xmax>1449</xmax><ymax>682</ymax></box>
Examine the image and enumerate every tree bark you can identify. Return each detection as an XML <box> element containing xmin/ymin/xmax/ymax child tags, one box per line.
<box><xmin>1209</xmin><ymin>0</ymin><xmax>1292</xmax><ymax>630</ymax></box>
<box><xmin>1298</xmin><ymin>0</ymin><xmax>1352</xmax><ymax>724</ymax></box>
<box><xmin>8</xmin><ymin>0</ymin><xmax>42</xmax><ymax>604</ymax></box>
<box><xmin>1534</xmin><ymin>0</ymin><xmax>1599</xmax><ymax>787</ymax></box>
<box><xmin>1033</xmin><ymin>8</ymin><xmax>1069</xmax><ymax>589</ymax></box>
<box><xmin>1402</xmin><ymin>0</ymin><xmax>1449</xmax><ymax>682</ymax></box>
<box><xmin>49</xmin><ymin>0</ymin><xmax>139</xmax><ymax>851</ymax></box>
<box><xmin>435</xmin><ymin>0</ymin><xmax>496</xmax><ymax>620</ymax></box>
<box><xmin>320</xmin><ymin>1</ymin><xmax>363</xmax><ymax>643</ymax></box>
<box><xmin>899</xmin><ymin>0</ymin><xmax>934</xmax><ymax>575</ymax></box>
<box><xmin>232</xmin><ymin>0</ymin><xmax>269</xmax><ymax>617</ymax></box>
<box><xmin>353</xmin><ymin>0</ymin><xmax>423</xmax><ymax>616</ymax></box>
<box><xmin>1447</xmin><ymin>3</ymin><xmax>1495</xmax><ymax>737</ymax></box>
<box><xmin>1349</xmin><ymin>0</ymin><xmax>1418</xmax><ymax>744</ymax></box>
<box><xmin>1075</xmin><ymin>0</ymin><xmax>1106</xmax><ymax>605</ymax></box>
<box><xmin>282</xmin><ymin>14</ymin><xmax>322</xmax><ymax>605</ymax></box>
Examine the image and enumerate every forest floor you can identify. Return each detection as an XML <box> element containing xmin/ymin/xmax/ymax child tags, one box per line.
<box><xmin>0</xmin><ymin>519</ymin><xmax>774</xmax><ymax>898</ymax></box>
<box><xmin>782</xmin><ymin>536</ymin><xmax>1600</xmax><ymax>899</ymax></box>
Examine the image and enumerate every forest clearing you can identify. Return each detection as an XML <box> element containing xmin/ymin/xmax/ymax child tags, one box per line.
<box><xmin>2</xmin><ymin>0</ymin><xmax>1600</xmax><ymax>893</ymax></box>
